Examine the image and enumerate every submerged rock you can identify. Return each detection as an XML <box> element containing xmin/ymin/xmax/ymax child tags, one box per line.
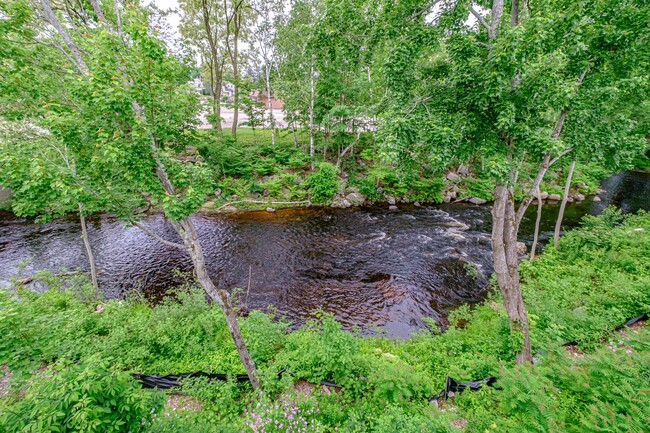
<box><xmin>265</xmin><ymin>207</ymin><xmax>276</xmax><ymax>213</ymax></box>
<box><xmin>593</xmin><ymin>196</ymin><xmax>602</xmax><ymax>202</ymax></box>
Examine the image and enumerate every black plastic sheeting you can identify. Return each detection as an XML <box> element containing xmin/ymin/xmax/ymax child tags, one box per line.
<box><xmin>431</xmin><ymin>375</ymin><xmax>497</xmax><ymax>401</ymax></box>
<box><xmin>134</xmin><ymin>371</ymin><xmax>250</xmax><ymax>389</ymax></box>
<box><xmin>134</xmin><ymin>369</ymin><xmax>342</xmax><ymax>390</ymax></box>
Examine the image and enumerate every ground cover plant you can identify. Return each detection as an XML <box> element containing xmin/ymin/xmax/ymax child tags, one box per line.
<box><xmin>1</xmin><ymin>209</ymin><xmax>649</xmax><ymax>432</ymax></box>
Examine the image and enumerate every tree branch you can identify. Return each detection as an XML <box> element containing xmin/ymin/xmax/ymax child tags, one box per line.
<box><xmin>133</xmin><ymin>222</ymin><xmax>185</xmax><ymax>249</ymax></box>
<box><xmin>470</xmin><ymin>7</ymin><xmax>490</xmax><ymax>33</ymax></box>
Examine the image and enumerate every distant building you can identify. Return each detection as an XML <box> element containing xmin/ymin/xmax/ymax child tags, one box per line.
<box><xmin>250</xmin><ymin>90</ymin><xmax>284</xmax><ymax>110</ymax></box>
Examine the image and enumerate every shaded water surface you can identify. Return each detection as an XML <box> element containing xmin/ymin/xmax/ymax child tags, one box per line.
<box><xmin>1</xmin><ymin>171</ymin><xmax>648</xmax><ymax>337</ymax></box>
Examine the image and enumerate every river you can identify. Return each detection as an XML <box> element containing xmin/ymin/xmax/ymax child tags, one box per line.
<box><xmin>1</xmin><ymin>171</ymin><xmax>648</xmax><ymax>337</ymax></box>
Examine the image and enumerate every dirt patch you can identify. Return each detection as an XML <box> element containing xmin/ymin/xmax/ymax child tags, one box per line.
<box><xmin>292</xmin><ymin>379</ymin><xmax>316</xmax><ymax>396</ymax></box>
<box><xmin>165</xmin><ymin>394</ymin><xmax>203</xmax><ymax>412</ymax></box>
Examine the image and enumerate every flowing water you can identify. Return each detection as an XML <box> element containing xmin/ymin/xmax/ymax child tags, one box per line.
<box><xmin>1</xmin><ymin>171</ymin><xmax>648</xmax><ymax>337</ymax></box>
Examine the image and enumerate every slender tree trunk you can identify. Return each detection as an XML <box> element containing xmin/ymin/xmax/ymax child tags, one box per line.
<box><xmin>170</xmin><ymin>217</ymin><xmax>260</xmax><ymax>389</ymax></box>
<box><xmin>231</xmin><ymin>26</ymin><xmax>239</xmax><ymax>138</ymax></box>
<box><xmin>88</xmin><ymin>0</ymin><xmax>106</xmax><ymax>23</ymax></box>
<box><xmin>554</xmin><ymin>159</ymin><xmax>576</xmax><ymax>249</ymax></box>
<box><xmin>291</xmin><ymin>116</ymin><xmax>298</xmax><ymax>148</ymax></box>
<box><xmin>492</xmin><ymin>185</ymin><xmax>531</xmax><ymax>364</ymax></box>
<box><xmin>265</xmin><ymin>64</ymin><xmax>275</xmax><ymax>146</ymax></box>
<box><xmin>309</xmin><ymin>64</ymin><xmax>315</xmax><ymax>170</ymax></box>
<box><xmin>78</xmin><ymin>204</ymin><xmax>99</xmax><ymax>293</ymax></box>
<box><xmin>530</xmin><ymin>188</ymin><xmax>542</xmax><ymax>260</ymax></box>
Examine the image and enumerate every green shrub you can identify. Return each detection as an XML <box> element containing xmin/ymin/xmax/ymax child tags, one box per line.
<box><xmin>306</xmin><ymin>162</ymin><xmax>339</xmax><ymax>203</ymax></box>
<box><xmin>0</xmin><ymin>360</ymin><xmax>164</xmax><ymax>433</ymax></box>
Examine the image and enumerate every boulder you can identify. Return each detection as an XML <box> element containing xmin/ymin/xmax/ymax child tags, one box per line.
<box><xmin>575</xmin><ymin>193</ymin><xmax>586</xmax><ymax>202</ymax></box>
<box><xmin>593</xmin><ymin>196</ymin><xmax>602</xmax><ymax>202</ymax></box>
<box><xmin>540</xmin><ymin>191</ymin><xmax>549</xmax><ymax>200</ymax></box>
<box><xmin>443</xmin><ymin>195</ymin><xmax>451</xmax><ymax>203</ymax></box>
<box><xmin>566</xmin><ymin>196</ymin><xmax>574</xmax><ymax>203</ymax></box>
<box><xmin>516</xmin><ymin>242</ymin><xmax>527</xmax><ymax>255</ymax></box>
<box><xmin>449</xmin><ymin>191</ymin><xmax>457</xmax><ymax>199</ymax></box>
<box><xmin>386</xmin><ymin>195</ymin><xmax>396</xmax><ymax>205</ymax></box>
<box><xmin>389</xmin><ymin>205</ymin><xmax>398</xmax><ymax>211</ymax></box>
<box><xmin>469</xmin><ymin>197</ymin><xmax>487</xmax><ymax>205</ymax></box>
<box><xmin>414</xmin><ymin>201</ymin><xmax>421</xmax><ymax>207</ymax></box>
<box><xmin>265</xmin><ymin>207</ymin><xmax>276</xmax><ymax>213</ymax></box>
<box><xmin>346</xmin><ymin>192</ymin><xmax>366</xmax><ymax>205</ymax></box>
<box><xmin>548</xmin><ymin>193</ymin><xmax>561</xmax><ymax>201</ymax></box>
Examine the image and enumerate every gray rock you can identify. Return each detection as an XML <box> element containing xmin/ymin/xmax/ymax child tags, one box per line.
<box><xmin>469</xmin><ymin>197</ymin><xmax>487</xmax><ymax>205</ymax></box>
<box><xmin>548</xmin><ymin>193</ymin><xmax>561</xmax><ymax>201</ymax></box>
<box><xmin>265</xmin><ymin>207</ymin><xmax>276</xmax><ymax>213</ymax></box>
<box><xmin>414</xmin><ymin>201</ymin><xmax>421</xmax><ymax>207</ymax></box>
<box><xmin>331</xmin><ymin>197</ymin><xmax>352</xmax><ymax>208</ymax></box>
<box><xmin>575</xmin><ymin>181</ymin><xmax>586</xmax><ymax>189</ymax></box>
<box><xmin>214</xmin><ymin>188</ymin><xmax>222</xmax><ymax>197</ymax></box>
<box><xmin>516</xmin><ymin>242</ymin><xmax>527</xmax><ymax>255</ymax></box>
<box><xmin>346</xmin><ymin>186</ymin><xmax>360</xmax><ymax>194</ymax></box>
<box><xmin>386</xmin><ymin>195</ymin><xmax>396</xmax><ymax>205</ymax></box>
<box><xmin>263</xmin><ymin>188</ymin><xmax>270</xmax><ymax>197</ymax></box>
<box><xmin>401</xmin><ymin>197</ymin><xmax>410</xmax><ymax>203</ymax></box>
<box><xmin>457</xmin><ymin>164</ymin><xmax>470</xmax><ymax>175</ymax></box>
<box><xmin>596</xmin><ymin>187</ymin><xmax>607</xmax><ymax>195</ymax></box>
<box><xmin>389</xmin><ymin>205</ymin><xmax>398</xmax><ymax>211</ymax></box>
<box><xmin>593</xmin><ymin>196</ymin><xmax>602</xmax><ymax>202</ymax></box>
<box><xmin>443</xmin><ymin>195</ymin><xmax>451</xmax><ymax>203</ymax></box>
<box><xmin>566</xmin><ymin>196</ymin><xmax>574</xmax><ymax>203</ymax></box>
<box><xmin>446</xmin><ymin>171</ymin><xmax>461</xmax><ymax>181</ymax></box>
<box><xmin>575</xmin><ymin>193</ymin><xmax>586</xmax><ymax>202</ymax></box>
<box><xmin>346</xmin><ymin>192</ymin><xmax>366</xmax><ymax>205</ymax></box>
<box><xmin>221</xmin><ymin>206</ymin><xmax>238</xmax><ymax>213</ymax></box>
<box><xmin>540</xmin><ymin>191</ymin><xmax>549</xmax><ymax>200</ymax></box>
<box><xmin>449</xmin><ymin>191</ymin><xmax>457</xmax><ymax>199</ymax></box>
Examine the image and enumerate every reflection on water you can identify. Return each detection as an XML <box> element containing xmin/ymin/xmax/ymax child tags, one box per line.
<box><xmin>1</xmin><ymin>171</ymin><xmax>648</xmax><ymax>337</ymax></box>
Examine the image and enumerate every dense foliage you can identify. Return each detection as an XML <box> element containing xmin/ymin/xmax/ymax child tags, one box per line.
<box><xmin>1</xmin><ymin>210</ymin><xmax>648</xmax><ymax>432</ymax></box>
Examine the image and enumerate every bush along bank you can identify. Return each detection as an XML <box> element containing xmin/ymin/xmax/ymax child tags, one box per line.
<box><xmin>1</xmin><ymin>209</ymin><xmax>649</xmax><ymax>432</ymax></box>
<box><xmin>193</xmin><ymin>130</ymin><xmax>613</xmax><ymax>213</ymax></box>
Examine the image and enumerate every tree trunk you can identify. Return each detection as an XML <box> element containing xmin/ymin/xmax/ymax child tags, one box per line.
<box><xmin>492</xmin><ymin>184</ymin><xmax>531</xmax><ymax>364</ymax></box>
<box><xmin>530</xmin><ymin>188</ymin><xmax>542</xmax><ymax>260</ymax></box>
<box><xmin>309</xmin><ymin>64</ymin><xmax>315</xmax><ymax>170</ymax></box>
<box><xmin>79</xmin><ymin>204</ymin><xmax>99</xmax><ymax>293</ymax></box>
<box><xmin>171</xmin><ymin>218</ymin><xmax>261</xmax><ymax>389</ymax></box>
<box><xmin>554</xmin><ymin>159</ymin><xmax>576</xmax><ymax>249</ymax></box>
<box><xmin>291</xmin><ymin>116</ymin><xmax>298</xmax><ymax>148</ymax></box>
<box><xmin>265</xmin><ymin>63</ymin><xmax>275</xmax><ymax>146</ymax></box>
<box><xmin>231</xmin><ymin>25</ymin><xmax>239</xmax><ymax>138</ymax></box>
